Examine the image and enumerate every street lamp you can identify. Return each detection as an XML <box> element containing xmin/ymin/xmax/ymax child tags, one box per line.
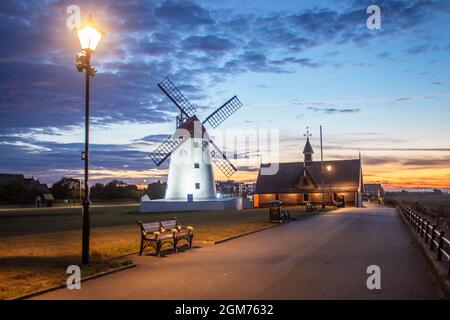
<box><xmin>326</xmin><ymin>165</ymin><xmax>332</xmax><ymax>205</ymax></box>
<box><xmin>75</xmin><ymin>15</ymin><xmax>103</xmax><ymax>265</ymax></box>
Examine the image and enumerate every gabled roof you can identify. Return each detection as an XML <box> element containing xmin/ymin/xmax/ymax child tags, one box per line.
<box><xmin>254</xmin><ymin>159</ymin><xmax>362</xmax><ymax>194</ymax></box>
<box><xmin>303</xmin><ymin>138</ymin><xmax>314</xmax><ymax>154</ymax></box>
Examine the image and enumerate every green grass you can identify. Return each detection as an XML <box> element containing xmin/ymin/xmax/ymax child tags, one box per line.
<box><xmin>0</xmin><ymin>204</ymin><xmax>329</xmax><ymax>299</ymax></box>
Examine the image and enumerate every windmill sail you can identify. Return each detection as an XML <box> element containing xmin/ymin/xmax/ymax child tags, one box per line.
<box><xmin>202</xmin><ymin>140</ymin><xmax>237</xmax><ymax>178</ymax></box>
<box><xmin>149</xmin><ymin>135</ymin><xmax>186</xmax><ymax>166</ymax></box>
<box><xmin>158</xmin><ymin>78</ymin><xmax>197</xmax><ymax>118</ymax></box>
<box><xmin>203</xmin><ymin>96</ymin><xmax>243</xmax><ymax>128</ymax></box>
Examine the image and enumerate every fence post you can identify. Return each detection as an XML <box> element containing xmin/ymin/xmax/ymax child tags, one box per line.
<box><xmin>437</xmin><ymin>231</ymin><xmax>444</xmax><ymax>261</ymax></box>
<box><xmin>420</xmin><ymin>219</ymin><xmax>424</xmax><ymax>238</ymax></box>
<box><xmin>424</xmin><ymin>221</ymin><xmax>429</xmax><ymax>243</ymax></box>
<box><xmin>430</xmin><ymin>225</ymin><xmax>435</xmax><ymax>250</ymax></box>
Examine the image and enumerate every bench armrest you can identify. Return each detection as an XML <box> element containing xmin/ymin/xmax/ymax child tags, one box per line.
<box><xmin>153</xmin><ymin>231</ymin><xmax>161</xmax><ymax>238</ymax></box>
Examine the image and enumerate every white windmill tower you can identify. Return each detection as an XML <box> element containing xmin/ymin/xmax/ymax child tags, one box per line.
<box><xmin>148</xmin><ymin>78</ymin><xmax>243</xmax><ymax>203</ymax></box>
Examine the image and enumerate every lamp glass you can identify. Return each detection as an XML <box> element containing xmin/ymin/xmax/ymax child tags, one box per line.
<box><xmin>327</xmin><ymin>165</ymin><xmax>332</xmax><ymax>172</ymax></box>
<box><xmin>77</xmin><ymin>26</ymin><xmax>102</xmax><ymax>51</ymax></box>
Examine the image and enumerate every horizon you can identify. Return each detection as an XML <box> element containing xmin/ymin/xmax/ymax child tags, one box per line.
<box><xmin>0</xmin><ymin>0</ymin><xmax>449</xmax><ymax>190</ymax></box>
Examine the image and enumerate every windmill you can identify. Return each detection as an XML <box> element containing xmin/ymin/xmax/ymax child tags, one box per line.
<box><xmin>149</xmin><ymin>78</ymin><xmax>243</xmax><ymax>201</ymax></box>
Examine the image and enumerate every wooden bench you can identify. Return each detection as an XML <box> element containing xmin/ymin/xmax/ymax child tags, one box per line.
<box><xmin>137</xmin><ymin>220</ymin><xmax>173</xmax><ymax>256</ymax></box>
<box><xmin>160</xmin><ymin>218</ymin><xmax>194</xmax><ymax>252</ymax></box>
<box><xmin>305</xmin><ymin>202</ymin><xmax>317</xmax><ymax>212</ymax></box>
<box><xmin>280</xmin><ymin>210</ymin><xmax>291</xmax><ymax>222</ymax></box>
<box><xmin>137</xmin><ymin>218</ymin><xmax>194</xmax><ymax>256</ymax></box>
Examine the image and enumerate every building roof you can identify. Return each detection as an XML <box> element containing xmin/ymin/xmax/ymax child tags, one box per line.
<box><xmin>254</xmin><ymin>159</ymin><xmax>362</xmax><ymax>194</ymax></box>
<box><xmin>303</xmin><ymin>138</ymin><xmax>314</xmax><ymax>154</ymax></box>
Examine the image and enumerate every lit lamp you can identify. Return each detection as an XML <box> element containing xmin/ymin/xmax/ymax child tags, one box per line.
<box><xmin>75</xmin><ymin>15</ymin><xmax>103</xmax><ymax>265</ymax></box>
<box><xmin>326</xmin><ymin>165</ymin><xmax>333</xmax><ymax>205</ymax></box>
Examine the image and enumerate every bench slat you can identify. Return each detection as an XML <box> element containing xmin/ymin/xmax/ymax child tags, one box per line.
<box><xmin>161</xmin><ymin>219</ymin><xmax>177</xmax><ymax>230</ymax></box>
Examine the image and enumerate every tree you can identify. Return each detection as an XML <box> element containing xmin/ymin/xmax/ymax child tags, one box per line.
<box><xmin>51</xmin><ymin>177</ymin><xmax>81</xmax><ymax>200</ymax></box>
<box><xmin>144</xmin><ymin>180</ymin><xmax>167</xmax><ymax>200</ymax></box>
<box><xmin>90</xmin><ymin>183</ymin><xmax>105</xmax><ymax>199</ymax></box>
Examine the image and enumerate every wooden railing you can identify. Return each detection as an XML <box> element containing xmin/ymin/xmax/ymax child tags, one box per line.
<box><xmin>399</xmin><ymin>203</ymin><xmax>450</xmax><ymax>276</ymax></box>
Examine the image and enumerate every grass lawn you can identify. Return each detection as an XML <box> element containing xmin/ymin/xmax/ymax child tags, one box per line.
<box><xmin>385</xmin><ymin>192</ymin><xmax>450</xmax><ymax>236</ymax></box>
<box><xmin>0</xmin><ymin>204</ymin><xmax>330</xmax><ymax>299</ymax></box>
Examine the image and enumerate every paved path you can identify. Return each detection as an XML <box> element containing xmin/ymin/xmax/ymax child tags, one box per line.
<box><xmin>35</xmin><ymin>206</ymin><xmax>439</xmax><ymax>299</ymax></box>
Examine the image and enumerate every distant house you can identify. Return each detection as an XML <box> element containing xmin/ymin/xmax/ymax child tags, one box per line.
<box><xmin>0</xmin><ymin>173</ymin><xmax>52</xmax><ymax>205</ymax></box>
<box><xmin>216</xmin><ymin>181</ymin><xmax>256</xmax><ymax>197</ymax></box>
<box><xmin>364</xmin><ymin>183</ymin><xmax>385</xmax><ymax>199</ymax></box>
<box><xmin>253</xmin><ymin>136</ymin><xmax>364</xmax><ymax>208</ymax></box>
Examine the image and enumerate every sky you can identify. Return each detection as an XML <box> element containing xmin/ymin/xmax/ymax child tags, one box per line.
<box><xmin>0</xmin><ymin>0</ymin><xmax>449</xmax><ymax>190</ymax></box>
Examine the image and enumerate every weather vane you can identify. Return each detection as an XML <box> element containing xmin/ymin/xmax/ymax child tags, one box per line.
<box><xmin>304</xmin><ymin>126</ymin><xmax>312</xmax><ymax>138</ymax></box>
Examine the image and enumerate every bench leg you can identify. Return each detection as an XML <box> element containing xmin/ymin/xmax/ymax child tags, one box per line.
<box><xmin>189</xmin><ymin>235</ymin><xmax>193</xmax><ymax>248</ymax></box>
<box><xmin>156</xmin><ymin>241</ymin><xmax>161</xmax><ymax>257</ymax></box>
<box><xmin>139</xmin><ymin>238</ymin><xmax>144</xmax><ymax>255</ymax></box>
<box><xmin>173</xmin><ymin>238</ymin><xmax>178</xmax><ymax>253</ymax></box>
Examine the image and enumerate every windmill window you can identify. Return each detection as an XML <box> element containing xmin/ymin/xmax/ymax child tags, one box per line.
<box><xmin>195</xmin><ymin>183</ymin><xmax>200</xmax><ymax>189</ymax></box>
<box><xmin>194</xmin><ymin>163</ymin><xmax>200</xmax><ymax>169</ymax></box>
<box><xmin>193</xmin><ymin>142</ymin><xmax>199</xmax><ymax>148</ymax></box>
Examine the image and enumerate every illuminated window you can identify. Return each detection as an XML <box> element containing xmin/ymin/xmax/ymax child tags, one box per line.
<box><xmin>194</xmin><ymin>163</ymin><xmax>200</xmax><ymax>169</ymax></box>
<box><xmin>195</xmin><ymin>183</ymin><xmax>200</xmax><ymax>189</ymax></box>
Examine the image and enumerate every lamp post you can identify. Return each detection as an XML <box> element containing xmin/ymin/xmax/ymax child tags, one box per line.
<box><xmin>326</xmin><ymin>165</ymin><xmax>332</xmax><ymax>206</ymax></box>
<box><xmin>75</xmin><ymin>15</ymin><xmax>103</xmax><ymax>265</ymax></box>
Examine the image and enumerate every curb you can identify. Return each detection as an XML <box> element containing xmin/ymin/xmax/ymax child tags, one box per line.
<box><xmin>397</xmin><ymin>208</ymin><xmax>450</xmax><ymax>299</ymax></box>
<box><xmin>212</xmin><ymin>224</ymin><xmax>279</xmax><ymax>244</ymax></box>
<box><xmin>211</xmin><ymin>213</ymin><xmax>319</xmax><ymax>245</ymax></box>
<box><xmin>10</xmin><ymin>262</ymin><xmax>136</xmax><ymax>300</ymax></box>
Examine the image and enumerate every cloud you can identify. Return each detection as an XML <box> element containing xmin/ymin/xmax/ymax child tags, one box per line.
<box><xmin>182</xmin><ymin>35</ymin><xmax>236</xmax><ymax>53</ymax></box>
<box><xmin>0</xmin><ymin>135</ymin><xmax>162</xmax><ymax>183</ymax></box>
<box><xmin>307</xmin><ymin>107</ymin><xmax>361</xmax><ymax>114</ymax></box>
<box><xmin>402</xmin><ymin>159</ymin><xmax>450</xmax><ymax>166</ymax></box>
<box><xmin>134</xmin><ymin>134</ymin><xmax>170</xmax><ymax>143</ymax></box>
<box><xmin>271</xmin><ymin>57</ymin><xmax>320</xmax><ymax>68</ymax></box>
<box><xmin>1</xmin><ymin>0</ymin><xmax>449</xmax><ymax>183</ymax></box>
<box><xmin>404</xmin><ymin>45</ymin><xmax>429</xmax><ymax>55</ymax></box>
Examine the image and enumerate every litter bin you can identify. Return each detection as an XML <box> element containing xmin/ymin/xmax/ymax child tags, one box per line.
<box><xmin>336</xmin><ymin>195</ymin><xmax>345</xmax><ymax>208</ymax></box>
<box><xmin>269</xmin><ymin>200</ymin><xmax>283</xmax><ymax>223</ymax></box>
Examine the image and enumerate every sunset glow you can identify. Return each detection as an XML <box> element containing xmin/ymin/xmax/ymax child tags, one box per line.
<box><xmin>0</xmin><ymin>0</ymin><xmax>449</xmax><ymax>191</ymax></box>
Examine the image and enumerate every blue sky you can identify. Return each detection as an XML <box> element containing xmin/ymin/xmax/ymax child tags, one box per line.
<box><xmin>0</xmin><ymin>0</ymin><xmax>449</xmax><ymax>189</ymax></box>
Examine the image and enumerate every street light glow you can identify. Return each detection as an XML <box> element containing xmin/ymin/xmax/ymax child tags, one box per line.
<box><xmin>77</xmin><ymin>15</ymin><xmax>103</xmax><ymax>52</ymax></box>
<box><xmin>327</xmin><ymin>165</ymin><xmax>332</xmax><ymax>172</ymax></box>
<box><xmin>77</xmin><ymin>26</ymin><xmax>102</xmax><ymax>51</ymax></box>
